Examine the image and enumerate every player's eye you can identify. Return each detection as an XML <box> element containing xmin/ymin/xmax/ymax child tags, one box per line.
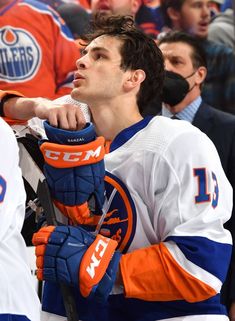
<box><xmin>94</xmin><ymin>52</ymin><xmax>107</xmax><ymax>60</ymax></box>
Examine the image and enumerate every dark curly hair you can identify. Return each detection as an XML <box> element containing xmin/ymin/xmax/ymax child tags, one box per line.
<box><xmin>81</xmin><ymin>14</ymin><xmax>164</xmax><ymax>114</ymax></box>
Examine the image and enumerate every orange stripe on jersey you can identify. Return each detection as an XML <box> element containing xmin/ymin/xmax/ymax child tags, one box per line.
<box><xmin>40</xmin><ymin>136</ymin><xmax>105</xmax><ymax>168</ymax></box>
<box><xmin>120</xmin><ymin>242</ymin><xmax>216</xmax><ymax>302</ymax></box>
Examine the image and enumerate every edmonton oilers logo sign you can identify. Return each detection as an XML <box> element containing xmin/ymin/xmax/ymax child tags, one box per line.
<box><xmin>0</xmin><ymin>26</ymin><xmax>41</xmax><ymax>82</ymax></box>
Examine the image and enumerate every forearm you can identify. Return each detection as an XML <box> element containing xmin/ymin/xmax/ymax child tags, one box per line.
<box><xmin>0</xmin><ymin>90</ymin><xmax>87</xmax><ymax>130</ymax></box>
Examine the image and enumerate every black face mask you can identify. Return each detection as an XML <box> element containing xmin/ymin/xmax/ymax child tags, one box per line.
<box><xmin>162</xmin><ymin>70</ymin><xmax>195</xmax><ymax>107</ymax></box>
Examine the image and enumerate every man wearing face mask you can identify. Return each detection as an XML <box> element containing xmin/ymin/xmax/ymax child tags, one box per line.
<box><xmin>159</xmin><ymin>30</ymin><xmax>235</xmax><ymax>321</ymax></box>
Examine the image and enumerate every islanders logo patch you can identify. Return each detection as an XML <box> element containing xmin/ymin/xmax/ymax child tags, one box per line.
<box><xmin>99</xmin><ymin>172</ymin><xmax>137</xmax><ymax>253</ymax></box>
<box><xmin>0</xmin><ymin>26</ymin><xmax>41</xmax><ymax>82</ymax></box>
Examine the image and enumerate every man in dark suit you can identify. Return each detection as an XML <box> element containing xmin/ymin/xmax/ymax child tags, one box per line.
<box><xmin>158</xmin><ymin>30</ymin><xmax>235</xmax><ymax>321</ymax></box>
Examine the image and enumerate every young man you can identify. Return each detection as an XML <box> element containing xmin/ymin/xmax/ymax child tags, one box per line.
<box><xmin>0</xmin><ymin>0</ymin><xmax>80</xmax><ymax>99</ymax></box>
<box><xmin>33</xmin><ymin>15</ymin><xmax>232</xmax><ymax>321</ymax></box>
<box><xmin>160</xmin><ymin>0</ymin><xmax>235</xmax><ymax>115</ymax></box>
<box><xmin>158</xmin><ymin>31</ymin><xmax>235</xmax><ymax>320</ymax></box>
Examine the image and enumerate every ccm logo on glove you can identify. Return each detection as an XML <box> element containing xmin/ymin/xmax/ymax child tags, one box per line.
<box><xmin>40</xmin><ymin>136</ymin><xmax>105</xmax><ymax>168</ymax></box>
<box><xmin>44</xmin><ymin>146</ymin><xmax>102</xmax><ymax>162</ymax></box>
<box><xmin>86</xmin><ymin>237</ymin><xmax>110</xmax><ymax>278</ymax></box>
<box><xmin>79</xmin><ymin>234</ymin><xmax>118</xmax><ymax>298</ymax></box>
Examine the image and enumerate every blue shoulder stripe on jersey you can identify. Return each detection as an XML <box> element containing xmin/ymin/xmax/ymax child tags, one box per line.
<box><xmin>57</xmin><ymin>73</ymin><xmax>74</xmax><ymax>89</ymax></box>
<box><xmin>42</xmin><ymin>282</ymin><xmax>227</xmax><ymax>321</ymax></box>
<box><xmin>23</xmin><ymin>0</ymin><xmax>74</xmax><ymax>39</ymax></box>
<box><xmin>110</xmin><ymin>116</ymin><xmax>154</xmax><ymax>152</ymax></box>
<box><xmin>0</xmin><ymin>0</ymin><xmax>18</xmax><ymax>15</ymax></box>
<box><xmin>165</xmin><ymin>235</ymin><xmax>232</xmax><ymax>282</ymax></box>
<box><xmin>0</xmin><ymin>314</ymin><xmax>30</xmax><ymax>321</ymax></box>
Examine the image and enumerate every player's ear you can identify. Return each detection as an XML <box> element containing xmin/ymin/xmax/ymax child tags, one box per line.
<box><xmin>124</xmin><ymin>69</ymin><xmax>146</xmax><ymax>91</ymax></box>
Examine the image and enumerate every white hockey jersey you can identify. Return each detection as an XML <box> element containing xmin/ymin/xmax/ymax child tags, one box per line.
<box><xmin>40</xmin><ymin>116</ymin><xmax>233</xmax><ymax>321</ymax></box>
<box><xmin>0</xmin><ymin>117</ymin><xmax>40</xmax><ymax>321</ymax></box>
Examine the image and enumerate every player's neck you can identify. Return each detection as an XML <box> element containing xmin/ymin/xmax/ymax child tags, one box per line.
<box><xmin>90</xmin><ymin>101</ymin><xmax>143</xmax><ymax>141</ymax></box>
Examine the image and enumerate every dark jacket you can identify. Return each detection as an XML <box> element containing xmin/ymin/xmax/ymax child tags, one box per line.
<box><xmin>193</xmin><ymin>102</ymin><xmax>235</xmax><ymax>308</ymax></box>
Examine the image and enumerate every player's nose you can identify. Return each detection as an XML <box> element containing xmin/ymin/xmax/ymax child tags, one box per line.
<box><xmin>76</xmin><ymin>55</ymin><xmax>89</xmax><ymax>69</ymax></box>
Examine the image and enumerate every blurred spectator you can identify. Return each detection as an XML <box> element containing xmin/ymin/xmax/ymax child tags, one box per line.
<box><xmin>208</xmin><ymin>8</ymin><xmax>234</xmax><ymax>48</ymax></box>
<box><xmin>209</xmin><ymin>0</ymin><xmax>224</xmax><ymax>16</ymax></box>
<box><xmin>90</xmin><ymin>0</ymin><xmax>165</xmax><ymax>38</ymax></box>
<box><xmin>57</xmin><ymin>2</ymin><xmax>90</xmax><ymax>38</ymax></box>
<box><xmin>135</xmin><ymin>0</ymin><xmax>165</xmax><ymax>38</ymax></box>
<box><xmin>160</xmin><ymin>0</ymin><xmax>235</xmax><ymax>115</ymax></box>
<box><xmin>221</xmin><ymin>0</ymin><xmax>232</xmax><ymax>11</ymax></box>
<box><xmin>158</xmin><ymin>29</ymin><xmax>235</xmax><ymax>321</ymax></box>
<box><xmin>0</xmin><ymin>0</ymin><xmax>80</xmax><ymax>99</ymax></box>
<box><xmin>91</xmin><ymin>0</ymin><xmax>142</xmax><ymax>17</ymax></box>
<box><xmin>38</xmin><ymin>0</ymin><xmax>90</xmax><ymax>10</ymax></box>
<box><xmin>37</xmin><ymin>0</ymin><xmax>64</xmax><ymax>9</ymax></box>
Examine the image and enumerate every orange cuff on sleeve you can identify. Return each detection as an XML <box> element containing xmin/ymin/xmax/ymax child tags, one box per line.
<box><xmin>120</xmin><ymin>242</ymin><xmax>216</xmax><ymax>302</ymax></box>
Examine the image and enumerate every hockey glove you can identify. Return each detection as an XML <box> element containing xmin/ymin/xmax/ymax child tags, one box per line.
<box><xmin>32</xmin><ymin>225</ymin><xmax>121</xmax><ymax>301</ymax></box>
<box><xmin>39</xmin><ymin>121</ymin><xmax>106</xmax><ymax>224</ymax></box>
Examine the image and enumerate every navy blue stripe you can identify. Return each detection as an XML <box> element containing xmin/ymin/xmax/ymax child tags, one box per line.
<box><xmin>42</xmin><ymin>282</ymin><xmax>227</xmax><ymax>321</ymax></box>
<box><xmin>110</xmin><ymin>116</ymin><xmax>154</xmax><ymax>152</ymax></box>
<box><xmin>0</xmin><ymin>0</ymin><xmax>18</xmax><ymax>15</ymax></box>
<box><xmin>0</xmin><ymin>314</ymin><xmax>30</xmax><ymax>321</ymax></box>
<box><xmin>24</xmin><ymin>0</ymin><xmax>74</xmax><ymax>38</ymax></box>
<box><xmin>165</xmin><ymin>235</ymin><xmax>232</xmax><ymax>282</ymax></box>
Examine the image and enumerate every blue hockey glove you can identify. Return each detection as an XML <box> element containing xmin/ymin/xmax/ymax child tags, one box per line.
<box><xmin>39</xmin><ymin>121</ymin><xmax>106</xmax><ymax>224</ymax></box>
<box><xmin>32</xmin><ymin>225</ymin><xmax>121</xmax><ymax>301</ymax></box>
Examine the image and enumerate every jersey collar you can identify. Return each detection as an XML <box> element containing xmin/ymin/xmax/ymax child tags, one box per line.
<box><xmin>110</xmin><ymin>116</ymin><xmax>154</xmax><ymax>152</ymax></box>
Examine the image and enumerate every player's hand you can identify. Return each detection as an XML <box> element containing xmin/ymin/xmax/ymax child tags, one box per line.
<box><xmin>33</xmin><ymin>98</ymin><xmax>86</xmax><ymax>130</ymax></box>
<box><xmin>40</xmin><ymin>121</ymin><xmax>106</xmax><ymax>224</ymax></box>
<box><xmin>32</xmin><ymin>225</ymin><xmax>121</xmax><ymax>301</ymax></box>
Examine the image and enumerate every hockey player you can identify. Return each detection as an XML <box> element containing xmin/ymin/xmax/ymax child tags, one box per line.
<box><xmin>0</xmin><ymin>0</ymin><xmax>80</xmax><ymax>99</ymax></box>
<box><xmin>33</xmin><ymin>15</ymin><xmax>233</xmax><ymax>321</ymax></box>
<box><xmin>0</xmin><ymin>103</ymin><xmax>41</xmax><ymax>321</ymax></box>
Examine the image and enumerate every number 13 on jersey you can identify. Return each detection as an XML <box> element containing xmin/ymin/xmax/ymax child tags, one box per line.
<box><xmin>194</xmin><ymin>168</ymin><xmax>219</xmax><ymax>208</ymax></box>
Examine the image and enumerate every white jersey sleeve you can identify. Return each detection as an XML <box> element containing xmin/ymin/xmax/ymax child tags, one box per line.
<box><xmin>0</xmin><ymin>117</ymin><xmax>40</xmax><ymax>321</ymax></box>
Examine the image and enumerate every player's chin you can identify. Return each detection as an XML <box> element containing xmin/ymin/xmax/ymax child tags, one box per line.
<box><xmin>71</xmin><ymin>87</ymin><xmax>81</xmax><ymax>100</ymax></box>
<box><xmin>71</xmin><ymin>88</ymin><xmax>87</xmax><ymax>104</ymax></box>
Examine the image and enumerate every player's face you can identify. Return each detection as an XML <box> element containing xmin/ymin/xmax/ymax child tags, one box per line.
<box><xmin>72</xmin><ymin>35</ymin><xmax>127</xmax><ymax>106</ymax></box>
<box><xmin>91</xmin><ymin>0</ymin><xmax>141</xmax><ymax>16</ymax></box>
<box><xmin>173</xmin><ymin>0</ymin><xmax>211</xmax><ymax>38</ymax></box>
